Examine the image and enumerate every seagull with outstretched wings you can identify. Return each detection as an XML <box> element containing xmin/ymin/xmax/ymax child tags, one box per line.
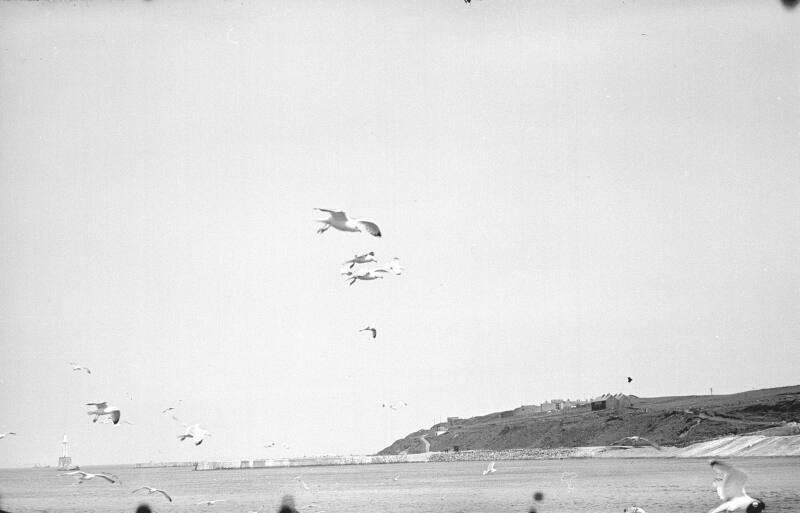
<box><xmin>60</xmin><ymin>470</ymin><xmax>119</xmax><ymax>484</ymax></box>
<box><xmin>315</xmin><ymin>209</ymin><xmax>381</xmax><ymax>237</ymax></box>
<box><xmin>132</xmin><ymin>486</ymin><xmax>173</xmax><ymax>502</ymax></box>
<box><xmin>86</xmin><ymin>402</ymin><xmax>121</xmax><ymax>425</ymax></box>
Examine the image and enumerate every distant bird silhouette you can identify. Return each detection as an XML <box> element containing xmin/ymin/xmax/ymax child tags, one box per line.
<box><xmin>197</xmin><ymin>500</ymin><xmax>226</xmax><ymax>506</ymax></box>
<box><xmin>315</xmin><ymin>209</ymin><xmax>381</xmax><ymax>237</ymax></box>
<box><xmin>70</xmin><ymin>362</ymin><xmax>92</xmax><ymax>374</ymax></box>
<box><xmin>482</xmin><ymin>461</ymin><xmax>496</xmax><ymax>475</ymax></box>
<box><xmin>627</xmin><ymin>377</ymin><xmax>633</xmax><ymax>383</ymax></box>
<box><xmin>708</xmin><ymin>460</ymin><xmax>765</xmax><ymax>513</ymax></box>
<box><xmin>623</xmin><ymin>508</ymin><xmax>647</xmax><ymax>513</ymax></box>
<box><xmin>359</xmin><ymin>326</ymin><xmax>377</xmax><ymax>338</ymax></box>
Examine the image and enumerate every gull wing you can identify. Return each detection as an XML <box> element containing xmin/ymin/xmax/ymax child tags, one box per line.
<box><xmin>156</xmin><ymin>489</ymin><xmax>173</xmax><ymax>502</ymax></box>
<box><xmin>354</xmin><ymin>220</ymin><xmax>381</xmax><ymax>237</ymax></box>
<box><xmin>110</xmin><ymin>410</ymin><xmax>121</xmax><ymax>425</ymax></box>
<box><xmin>710</xmin><ymin>460</ymin><xmax>748</xmax><ymax>500</ymax></box>
<box><xmin>132</xmin><ymin>487</ymin><xmax>151</xmax><ymax>494</ymax></box>
<box><xmin>86</xmin><ymin>402</ymin><xmax>107</xmax><ymax>409</ymax></box>
<box><xmin>99</xmin><ymin>473</ymin><xmax>121</xmax><ymax>483</ymax></box>
<box><xmin>315</xmin><ymin>208</ymin><xmax>347</xmax><ymax>222</ymax></box>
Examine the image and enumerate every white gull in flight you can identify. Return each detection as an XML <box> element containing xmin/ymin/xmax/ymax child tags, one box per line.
<box><xmin>60</xmin><ymin>470</ymin><xmax>119</xmax><ymax>484</ymax></box>
<box><xmin>86</xmin><ymin>402</ymin><xmax>121</xmax><ymax>425</ymax></box>
<box><xmin>482</xmin><ymin>461</ymin><xmax>496</xmax><ymax>475</ymax></box>
<box><xmin>315</xmin><ymin>209</ymin><xmax>381</xmax><ymax>237</ymax></box>
<box><xmin>132</xmin><ymin>486</ymin><xmax>173</xmax><ymax>502</ymax></box>
<box><xmin>0</xmin><ymin>432</ymin><xmax>17</xmax><ymax>439</ymax></box>
<box><xmin>178</xmin><ymin>423</ymin><xmax>210</xmax><ymax>445</ymax></box>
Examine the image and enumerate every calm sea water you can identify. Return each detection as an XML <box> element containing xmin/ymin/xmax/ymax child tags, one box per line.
<box><xmin>1</xmin><ymin>458</ymin><xmax>798</xmax><ymax>513</ymax></box>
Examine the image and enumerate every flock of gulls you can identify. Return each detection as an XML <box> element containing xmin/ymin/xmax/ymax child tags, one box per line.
<box><xmin>1</xmin><ymin>209</ymin><xmax>768</xmax><ymax>513</ymax></box>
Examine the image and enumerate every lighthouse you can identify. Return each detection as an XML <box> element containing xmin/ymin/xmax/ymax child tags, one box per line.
<box><xmin>57</xmin><ymin>435</ymin><xmax>73</xmax><ymax>470</ymax></box>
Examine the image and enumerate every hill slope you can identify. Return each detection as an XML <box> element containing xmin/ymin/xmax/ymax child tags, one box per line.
<box><xmin>378</xmin><ymin>385</ymin><xmax>800</xmax><ymax>455</ymax></box>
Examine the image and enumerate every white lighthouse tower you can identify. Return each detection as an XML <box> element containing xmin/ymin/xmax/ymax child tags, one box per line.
<box><xmin>57</xmin><ymin>434</ymin><xmax>73</xmax><ymax>470</ymax></box>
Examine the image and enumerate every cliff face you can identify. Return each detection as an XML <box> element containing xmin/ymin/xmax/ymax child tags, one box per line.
<box><xmin>378</xmin><ymin>385</ymin><xmax>800</xmax><ymax>455</ymax></box>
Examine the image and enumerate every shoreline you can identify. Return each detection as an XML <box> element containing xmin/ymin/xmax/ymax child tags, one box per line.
<box><xmin>190</xmin><ymin>434</ymin><xmax>800</xmax><ymax>470</ymax></box>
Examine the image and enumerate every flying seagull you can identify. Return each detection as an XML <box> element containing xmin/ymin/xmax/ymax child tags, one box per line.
<box><xmin>0</xmin><ymin>432</ymin><xmax>17</xmax><ymax>439</ymax></box>
<box><xmin>611</xmin><ymin>436</ymin><xmax>662</xmax><ymax>450</ymax></box>
<box><xmin>359</xmin><ymin>326</ymin><xmax>377</xmax><ymax>339</ymax></box>
<box><xmin>60</xmin><ymin>470</ymin><xmax>119</xmax><ymax>484</ymax></box>
<box><xmin>315</xmin><ymin>209</ymin><xmax>381</xmax><ymax>237</ymax></box>
<box><xmin>86</xmin><ymin>402</ymin><xmax>121</xmax><ymax>425</ymax></box>
<box><xmin>623</xmin><ymin>508</ymin><xmax>647</xmax><ymax>513</ymax></box>
<box><xmin>69</xmin><ymin>363</ymin><xmax>91</xmax><ymax>374</ymax></box>
<box><xmin>343</xmin><ymin>269</ymin><xmax>387</xmax><ymax>286</ymax></box>
<box><xmin>627</xmin><ymin>377</ymin><xmax>633</xmax><ymax>383</ymax></box>
<box><xmin>178</xmin><ymin>423</ymin><xmax>210</xmax><ymax>446</ymax></box>
<box><xmin>343</xmin><ymin>252</ymin><xmax>378</xmax><ymax>268</ymax></box>
<box><xmin>482</xmin><ymin>461</ymin><xmax>496</xmax><ymax>475</ymax></box>
<box><xmin>382</xmin><ymin>401</ymin><xmax>407</xmax><ymax>411</ymax></box>
<box><xmin>132</xmin><ymin>486</ymin><xmax>173</xmax><ymax>502</ymax></box>
<box><xmin>708</xmin><ymin>460</ymin><xmax>765</xmax><ymax>513</ymax></box>
<box><xmin>198</xmin><ymin>500</ymin><xmax>226</xmax><ymax>506</ymax></box>
<box><xmin>264</xmin><ymin>442</ymin><xmax>276</xmax><ymax>448</ymax></box>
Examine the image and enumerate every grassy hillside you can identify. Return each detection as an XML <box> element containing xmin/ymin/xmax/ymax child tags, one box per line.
<box><xmin>378</xmin><ymin>385</ymin><xmax>800</xmax><ymax>455</ymax></box>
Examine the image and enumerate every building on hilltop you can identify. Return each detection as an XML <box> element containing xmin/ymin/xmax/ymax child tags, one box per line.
<box><xmin>590</xmin><ymin>393</ymin><xmax>633</xmax><ymax>411</ymax></box>
<box><xmin>540</xmin><ymin>401</ymin><xmax>557</xmax><ymax>413</ymax></box>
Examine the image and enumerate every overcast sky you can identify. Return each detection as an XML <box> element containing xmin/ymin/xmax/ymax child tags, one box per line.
<box><xmin>0</xmin><ymin>0</ymin><xmax>798</xmax><ymax>468</ymax></box>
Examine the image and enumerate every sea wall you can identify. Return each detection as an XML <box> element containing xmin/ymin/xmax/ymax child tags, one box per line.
<box><xmin>194</xmin><ymin>452</ymin><xmax>434</xmax><ymax>470</ymax></box>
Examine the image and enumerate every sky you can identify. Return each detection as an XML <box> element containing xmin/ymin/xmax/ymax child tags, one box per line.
<box><xmin>0</xmin><ymin>0</ymin><xmax>798</xmax><ymax>468</ymax></box>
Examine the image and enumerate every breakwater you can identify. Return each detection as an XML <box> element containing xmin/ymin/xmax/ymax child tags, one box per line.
<box><xmin>194</xmin><ymin>452</ymin><xmax>434</xmax><ymax>471</ymax></box>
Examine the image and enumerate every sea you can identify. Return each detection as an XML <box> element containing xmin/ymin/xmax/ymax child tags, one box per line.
<box><xmin>1</xmin><ymin>457</ymin><xmax>798</xmax><ymax>513</ymax></box>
